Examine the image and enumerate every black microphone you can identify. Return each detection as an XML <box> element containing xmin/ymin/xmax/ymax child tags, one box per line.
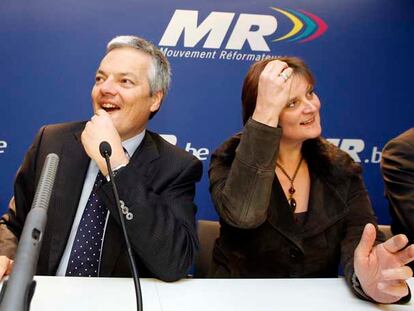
<box><xmin>99</xmin><ymin>141</ymin><xmax>112</xmax><ymax>158</ymax></box>
<box><xmin>0</xmin><ymin>153</ymin><xmax>59</xmax><ymax>311</ymax></box>
<box><xmin>99</xmin><ymin>141</ymin><xmax>143</xmax><ymax>311</ymax></box>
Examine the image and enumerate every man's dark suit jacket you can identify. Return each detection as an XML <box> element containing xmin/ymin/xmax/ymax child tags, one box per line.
<box><xmin>381</xmin><ymin>128</ymin><xmax>414</xmax><ymax>269</ymax></box>
<box><xmin>0</xmin><ymin>121</ymin><xmax>203</xmax><ymax>281</ymax></box>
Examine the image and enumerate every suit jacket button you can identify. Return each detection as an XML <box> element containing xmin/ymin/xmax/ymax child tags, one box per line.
<box><xmin>289</xmin><ymin>247</ymin><xmax>301</xmax><ymax>259</ymax></box>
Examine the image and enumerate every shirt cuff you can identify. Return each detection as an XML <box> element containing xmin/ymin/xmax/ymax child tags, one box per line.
<box><xmin>105</xmin><ymin>163</ymin><xmax>127</xmax><ymax>181</ymax></box>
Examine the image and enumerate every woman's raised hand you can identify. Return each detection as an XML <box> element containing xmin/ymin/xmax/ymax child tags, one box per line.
<box><xmin>253</xmin><ymin>60</ymin><xmax>294</xmax><ymax>127</ymax></box>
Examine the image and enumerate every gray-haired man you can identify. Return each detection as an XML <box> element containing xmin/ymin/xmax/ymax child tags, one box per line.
<box><xmin>0</xmin><ymin>35</ymin><xmax>202</xmax><ymax>281</ymax></box>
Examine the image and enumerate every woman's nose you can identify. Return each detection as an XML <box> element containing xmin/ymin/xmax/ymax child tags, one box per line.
<box><xmin>303</xmin><ymin>100</ymin><xmax>318</xmax><ymax>113</ymax></box>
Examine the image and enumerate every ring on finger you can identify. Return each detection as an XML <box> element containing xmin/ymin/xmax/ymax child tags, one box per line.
<box><xmin>278</xmin><ymin>71</ymin><xmax>289</xmax><ymax>82</ymax></box>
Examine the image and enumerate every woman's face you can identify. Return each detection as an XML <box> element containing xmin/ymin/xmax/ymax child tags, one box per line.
<box><xmin>278</xmin><ymin>74</ymin><xmax>322</xmax><ymax>144</ymax></box>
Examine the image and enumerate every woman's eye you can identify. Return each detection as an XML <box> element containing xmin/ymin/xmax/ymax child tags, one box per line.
<box><xmin>286</xmin><ymin>100</ymin><xmax>298</xmax><ymax>108</ymax></box>
<box><xmin>307</xmin><ymin>89</ymin><xmax>314</xmax><ymax>98</ymax></box>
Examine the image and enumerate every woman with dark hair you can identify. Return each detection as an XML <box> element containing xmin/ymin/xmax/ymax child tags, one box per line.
<box><xmin>209</xmin><ymin>57</ymin><xmax>414</xmax><ymax>303</ymax></box>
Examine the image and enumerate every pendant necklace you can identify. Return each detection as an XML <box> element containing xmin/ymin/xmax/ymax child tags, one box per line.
<box><xmin>276</xmin><ymin>156</ymin><xmax>303</xmax><ymax>212</ymax></box>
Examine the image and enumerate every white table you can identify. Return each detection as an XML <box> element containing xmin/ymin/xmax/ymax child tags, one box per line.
<box><xmin>1</xmin><ymin>277</ymin><xmax>413</xmax><ymax>310</ymax></box>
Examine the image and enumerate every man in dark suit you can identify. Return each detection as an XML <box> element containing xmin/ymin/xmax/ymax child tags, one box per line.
<box><xmin>0</xmin><ymin>35</ymin><xmax>202</xmax><ymax>281</ymax></box>
<box><xmin>381</xmin><ymin>128</ymin><xmax>414</xmax><ymax>269</ymax></box>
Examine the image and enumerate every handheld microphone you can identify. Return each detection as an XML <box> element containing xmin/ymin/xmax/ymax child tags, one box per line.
<box><xmin>0</xmin><ymin>153</ymin><xmax>59</xmax><ymax>311</ymax></box>
<box><xmin>99</xmin><ymin>141</ymin><xmax>143</xmax><ymax>311</ymax></box>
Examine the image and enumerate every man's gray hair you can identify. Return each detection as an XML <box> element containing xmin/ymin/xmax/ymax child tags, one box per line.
<box><xmin>107</xmin><ymin>35</ymin><xmax>171</xmax><ymax>108</ymax></box>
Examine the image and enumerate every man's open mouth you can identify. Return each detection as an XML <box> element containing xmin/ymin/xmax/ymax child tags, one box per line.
<box><xmin>101</xmin><ymin>102</ymin><xmax>120</xmax><ymax>112</ymax></box>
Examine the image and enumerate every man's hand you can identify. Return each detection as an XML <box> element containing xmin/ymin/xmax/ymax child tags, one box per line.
<box><xmin>81</xmin><ymin>109</ymin><xmax>129</xmax><ymax>176</ymax></box>
<box><xmin>0</xmin><ymin>256</ymin><xmax>13</xmax><ymax>280</ymax></box>
<box><xmin>252</xmin><ymin>60</ymin><xmax>294</xmax><ymax>127</ymax></box>
<box><xmin>354</xmin><ymin>223</ymin><xmax>414</xmax><ymax>303</ymax></box>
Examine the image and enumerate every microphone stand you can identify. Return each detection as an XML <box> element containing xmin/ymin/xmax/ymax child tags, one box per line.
<box><xmin>99</xmin><ymin>142</ymin><xmax>143</xmax><ymax>311</ymax></box>
<box><xmin>0</xmin><ymin>153</ymin><xmax>59</xmax><ymax>311</ymax></box>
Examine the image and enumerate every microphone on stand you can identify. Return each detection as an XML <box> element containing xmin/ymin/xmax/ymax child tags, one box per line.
<box><xmin>0</xmin><ymin>153</ymin><xmax>60</xmax><ymax>311</ymax></box>
<box><xmin>99</xmin><ymin>141</ymin><xmax>143</xmax><ymax>311</ymax></box>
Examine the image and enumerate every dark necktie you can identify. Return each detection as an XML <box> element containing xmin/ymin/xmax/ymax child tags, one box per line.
<box><xmin>66</xmin><ymin>172</ymin><xmax>108</xmax><ymax>277</ymax></box>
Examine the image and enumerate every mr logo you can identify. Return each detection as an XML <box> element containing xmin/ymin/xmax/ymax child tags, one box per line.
<box><xmin>159</xmin><ymin>9</ymin><xmax>327</xmax><ymax>52</ymax></box>
<box><xmin>160</xmin><ymin>10</ymin><xmax>275</xmax><ymax>51</ymax></box>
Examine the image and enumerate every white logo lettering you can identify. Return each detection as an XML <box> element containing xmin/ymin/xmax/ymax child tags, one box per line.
<box><xmin>225</xmin><ymin>14</ymin><xmax>277</xmax><ymax>51</ymax></box>
<box><xmin>327</xmin><ymin>138</ymin><xmax>368</xmax><ymax>163</ymax></box>
<box><xmin>370</xmin><ymin>146</ymin><xmax>382</xmax><ymax>163</ymax></box>
<box><xmin>0</xmin><ymin>140</ymin><xmax>7</xmax><ymax>154</ymax></box>
<box><xmin>159</xmin><ymin>10</ymin><xmax>277</xmax><ymax>51</ymax></box>
<box><xmin>160</xmin><ymin>135</ymin><xmax>210</xmax><ymax>161</ymax></box>
<box><xmin>185</xmin><ymin>142</ymin><xmax>209</xmax><ymax>161</ymax></box>
<box><xmin>159</xmin><ymin>10</ymin><xmax>234</xmax><ymax>49</ymax></box>
<box><xmin>338</xmin><ymin>139</ymin><xmax>365</xmax><ymax>162</ymax></box>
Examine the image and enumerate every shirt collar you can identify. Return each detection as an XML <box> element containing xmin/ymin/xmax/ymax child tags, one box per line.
<box><xmin>122</xmin><ymin>129</ymin><xmax>146</xmax><ymax>157</ymax></box>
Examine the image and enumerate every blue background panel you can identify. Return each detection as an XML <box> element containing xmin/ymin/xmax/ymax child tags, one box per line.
<box><xmin>1</xmin><ymin>0</ymin><xmax>413</xmax><ymax>224</ymax></box>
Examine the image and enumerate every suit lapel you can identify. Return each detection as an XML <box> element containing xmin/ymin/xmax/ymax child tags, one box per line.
<box><xmin>47</xmin><ymin>128</ymin><xmax>89</xmax><ymax>274</ymax></box>
<box><xmin>99</xmin><ymin>131</ymin><xmax>160</xmax><ymax>276</ymax></box>
<box><xmin>127</xmin><ymin>131</ymin><xmax>161</xmax><ymax>184</ymax></box>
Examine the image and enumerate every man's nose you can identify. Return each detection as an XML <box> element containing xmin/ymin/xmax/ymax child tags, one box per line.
<box><xmin>100</xmin><ymin>77</ymin><xmax>117</xmax><ymax>95</ymax></box>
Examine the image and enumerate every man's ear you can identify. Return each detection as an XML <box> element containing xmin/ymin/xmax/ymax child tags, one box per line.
<box><xmin>149</xmin><ymin>91</ymin><xmax>163</xmax><ymax>112</ymax></box>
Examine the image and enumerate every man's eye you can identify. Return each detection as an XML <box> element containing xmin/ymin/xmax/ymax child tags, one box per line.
<box><xmin>95</xmin><ymin>76</ymin><xmax>104</xmax><ymax>83</ymax></box>
<box><xmin>121</xmin><ymin>79</ymin><xmax>134</xmax><ymax>85</ymax></box>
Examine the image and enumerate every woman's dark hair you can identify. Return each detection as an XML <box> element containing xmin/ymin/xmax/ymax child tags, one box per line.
<box><xmin>241</xmin><ymin>57</ymin><xmax>314</xmax><ymax>125</ymax></box>
<box><xmin>241</xmin><ymin>57</ymin><xmax>361</xmax><ymax>182</ymax></box>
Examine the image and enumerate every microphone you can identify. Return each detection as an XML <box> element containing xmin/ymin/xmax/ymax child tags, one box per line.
<box><xmin>99</xmin><ymin>141</ymin><xmax>143</xmax><ymax>311</ymax></box>
<box><xmin>0</xmin><ymin>153</ymin><xmax>59</xmax><ymax>311</ymax></box>
<box><xmin>99</xmin><ymin>141</ymin><xmax>112</xmax><ymax>158</ymax></box>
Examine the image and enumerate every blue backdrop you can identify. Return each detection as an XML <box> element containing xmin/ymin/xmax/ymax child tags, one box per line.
<box><xmin>1</xmin><ymin>0</ymin><xmax>413</xmax><ymax>224</ymax></box>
